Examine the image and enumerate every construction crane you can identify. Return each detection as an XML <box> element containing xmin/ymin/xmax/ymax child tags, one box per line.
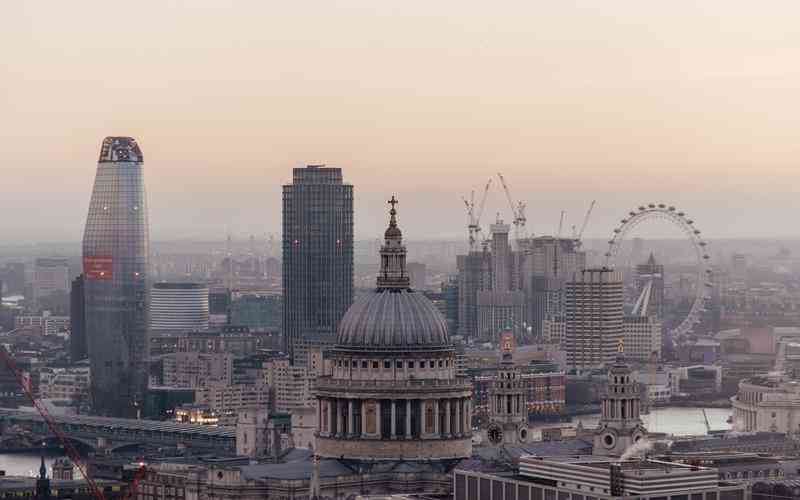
<box><xmin>0</xmin><ymin>347</ymin><xmax>107</xmax><ymax>500</ymax></box>
<box><xmin>496</xmin><ymin>173</ymin><xmax>527</xmax><ymax>247</ymax></box>
<box><xmin>573</xmin><ymin>200</ymin><xmax>596</xmax><ymax>250</ymax></box>
<box><xmin>462</xmin><ymin>178</ymin><xmax>492</xmax><ymax>252</ymax></box>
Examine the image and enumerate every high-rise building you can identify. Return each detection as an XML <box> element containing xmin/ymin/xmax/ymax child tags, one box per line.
<box><xmin>150</xmin><ymin>282</ymin><xmax>209</xmax><ymax>332</ymax></box>
<box><xmin>523</xmin><ymin>236</ymin><xmax>586</xmax><ymax>337</ymax></box>
<box><xmin>406</xmin><ymin>262</ymin><xmax>427</xmax><ymax>290</ymax></box>
<box><xmin>32</xmin><ymin>258</ymin><xmax>70</xmax><ymax>304</ymax></box>
<box><xmin>565</xmin><ymin>268</ymin><xmax>624</xmax><ymax>370</ymax></box>
<box><xmin>282</xmin><ymin>165</ymin><xmax>353</xmax><ymax>365</ymax></box>
<box><xmin>69</xmin><ymin>275</ymin><xmax>87</xmax><ymax>362</ymax></box>
<box><xmin>82</xmin><ymin>136</ymin><xmax>150</xmax><ymax>417</ymax></box>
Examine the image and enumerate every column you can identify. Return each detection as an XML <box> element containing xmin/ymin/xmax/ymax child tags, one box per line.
<box><xmin>348</xmin><ymin>399</ymin><xmax>354</xmax><ymax>436</ymax></box>
<box><xmin>391</xmin><ymin>400</ymin><xmax>397</xmax><ymax>438</ymax></box>
<box><xmin>444</xmin><ymin>399</ymin><xmax>451</xmax><ymax>436</ymax></box>
<box><xmin>328</xmin><ymin>399</ymin><xmax>335</xmax><ymax>436</ymax></box>
<box><xmin>434</xmin><ymin>400</ymin><xmax>440</xmax><ymax>437</ymax></box>
<box><xmin>361</xmin><ymin>400</ymin><xmax>368</xmax><ymax>438</ymax></box>
<box><xmin>465</xmin><ymin>400</ymin><xmax>471</xmax><ymax>434</ymax></box>
<box><xmin>337</xmin><ymin>399</ymin><xmax>344</xmax><ymax>436</ymax></box>
<box><xmin>419</xmin><ymin>400</ymin><xmax>426</xmax><ymax>437</ymax></box>
<box><xmin>455</xmin><ymin>399</ymin><xmax>462</xmax><ymax>435</ymax></box>
<box><xmin>405</xmin><ymin>400</ymin><xmax>412</xmax><ymax>439</ymax></box>
<box><xmin>376</xmin><ymin>400</ymin><xmax>382</xmax><ymax>438</ymax></box>
<box><xmin>318</xmin><ymin>399</ymin><xmax>323</xmax><ymax>435</ymax></box>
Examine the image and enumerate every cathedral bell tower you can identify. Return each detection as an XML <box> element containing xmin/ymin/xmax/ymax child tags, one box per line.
<box><xmin>484</xmin><ymin>330</ymin><xmax>529</xmax><ymax>446</ymax></box>
<box><xmin>593</xmin><ymin>340</ymin><xmax>647</xmax><ymax>456</ymax></box>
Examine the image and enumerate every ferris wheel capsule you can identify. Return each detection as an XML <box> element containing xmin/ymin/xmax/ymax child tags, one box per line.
<box><xmin>621</xmin><ymin>219</ymin><xmax>628</xmax><ymax>224</ymax></box>
<box><xmin>648</xmin><ymin>203</ymin><xmax>655</xmax><ymax>208</ymax></box>
<box><xmin>677</xmin><ymin>212</ymin><xmax>685</xmax><ymax>216</ymax></box>
<box><xmin>658</xmin><ymin>203</ymin><xmax>665</xmax><ymax>208</ymax></box>
<box><xmin>613</xmin><ymin>228</ymin><xmax>621</xmax><ymax>233</ymax></box>
<box><xmin>668</xmin><ymin>206</ymin><xmax>675</xmax><ymax>211</ymax></box>
<box><xmin>694</xmin><ymin>230</ymin><xmax>701</xmax><ymax>234</ymax></box>
<box><xmin>638</xmin><ymin>206</ymin><xmax>646</xmax><ymax>211</ymax></box>
<box><xmin>629</xmin><ymin>212</ymin><xmax>637</xmax><ymax>217</ymax></box>
<box><xmin>699</xmin><ymin>242</ymin><xmax>706</xmax><ymax>246</ymax></box>
<box><xmin>687</xmin><ymin>220</ymin><xmax>694</xmax><ymax>224</ymax></box>
<box><xmin>703</xmin><ymin>255</ymin><xmax>709</xmax><ymax>259</ymax></box>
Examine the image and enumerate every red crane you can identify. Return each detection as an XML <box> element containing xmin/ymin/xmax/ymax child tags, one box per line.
<box><xmin>0</xmin><ymin>347</ymin><xmax>107</xmax><ymax>500</ymax></box>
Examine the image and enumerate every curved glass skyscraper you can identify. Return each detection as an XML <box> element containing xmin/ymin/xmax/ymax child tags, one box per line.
<box><xmin>82</xmin><ymin>137</ymin><xmax>150</xmax><ymax>417</ymax></box>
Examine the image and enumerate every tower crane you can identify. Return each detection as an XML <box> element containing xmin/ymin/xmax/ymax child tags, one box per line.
<box><xmin>462</xmin><ymin>178</ymin><xmax>492</xmax><ymax>252</ymax></box>
<box><xmin>573</xmin><ymin>200</ymin><xmax>596</xmax><ymax>250</ymax></box>
<box><xmin>0</xmin><ymin>347</ymin><xmax>108</xmax><ymax>500</ymax></box>
<box><xmin>496</xmin><ymin>173</ymin><xmax>527</xmax><ymax>247</ymax></box>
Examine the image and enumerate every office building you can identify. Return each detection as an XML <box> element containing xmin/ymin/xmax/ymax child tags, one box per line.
<box><xmin>38</xmin><ymin>363</ymin><xmax>91</xmax><ymax>401</ymax></box>
<box><xmin>455</xmin><ymin>456</ymin><xmax>745</xmax><ymax>500</ymax></box>
<box><xmin>623</xmin><ymin>315</ymin><xmax>662</xmax><ymax>362</ymax></box>
<box><xmin>150</xmin><ymin>282</ymin><xmax>209</xmax><ymax>332</ymax></box>
<box><xmin>162</xmin><ymin>352</ymin><xmax>233</xmax><ymax>388</ymax></box>
<box><xmin>282</xmin><ymin>165</ymin><xmax>353</xmax><ymax>364</ymax></box>
<box><xmin>229</xmin><ymin>293</ymin><xmax>281</xmax><ymax>332</ymax></box>
<box><xmin>524</xmin><ymin>236</ymin><xmax>586</xmax><ymax>337</ymax></box>
<box><xmin>208</xmin><ymin>286</ymin><xmax>231</xmax><ymax>326</ymax></box>
<box><xmin>565</xmin><ymin>268</ymin><xmax>624</xmax><ymax>370</ymax></box>
<box><xmin>14</xmin><ymin>312</ymin><xmax>70</xmax><ymax>336</ymax></box>
<box><xmin>82</xmin><ymin>136</ymin><xmax>150</xmax><ymax>417</ymax></box>
<box><xmin>407</xmin><ymin>262</ymin><xmax>427</xmax><ymax>290</ymax></box>
<box><xmin>69</xmin><ymin>275</ymin><xmax>87</xmax><ymax>362</ymax></box>
<box><xmin>32</xmin><ymin>258</ymin><xmax>70</xmax><ymax>303</ymax></box>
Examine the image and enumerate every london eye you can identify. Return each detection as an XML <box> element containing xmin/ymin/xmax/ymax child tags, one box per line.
<box><xmin>604</xmin><ymin>203</ymin><xmax>713</xmax><ymax>339</ymax></box>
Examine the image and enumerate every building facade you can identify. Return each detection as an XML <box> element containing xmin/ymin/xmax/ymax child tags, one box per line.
<box><xmin>282</xmin><ymin>165</ymin><xmax>353</xmax><ymax>365</ymax></box>
<box><xmin>314</xmin><ymin>198</ymin><xmax>473</xmax><ymax>462</ymax></box>
<box><xmin>38</xmin><ymin>363</ymin><xmax>91</xmax><ymax>401</ymax></box>
<box><xmin>622</xmin><ymin>316</ymin><xmax>662</xmax><ymax>362</ymax></box>
<box><xmin>14</xmin><ymin>313</ymin><xmax>70</xmax><ymax>336</ymax></box>
<box><xmin>150</xmin><ymin>283</ymin><xmax>209</xmax><ymax>332</ymax></box>
<box><xmin>32</xmin><ymin>258</ymin><xmax>70</xmax><ymax>304</ymax></box>
<box><xmin>162</xmin><ymin>352</ymin><xmax>233</xmax><ymax>388</ymax></box>
<box><xmin>70</xmin><ymin>275</ymin><xmax>87</xmax><ymax>362</ymax></box>
<box><xmin>82</xmin><ymin>136</ymin><xmax>150</xmax><ymax>417</ymax></box>
<box><xmin>565</xmin><ymin>268</ymin><xmax>624</xmax><ymax>370</ymax></box>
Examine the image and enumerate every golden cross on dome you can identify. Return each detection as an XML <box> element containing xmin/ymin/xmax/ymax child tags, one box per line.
<box><xmin>618</xmin><ymin>337</ymin><xmax>625</xmax><ymax>354</ymax></box>
<box><xmin>388</xmin><ymin>195</ymin><xmax>398</xmax><ymax>210</ymax></box>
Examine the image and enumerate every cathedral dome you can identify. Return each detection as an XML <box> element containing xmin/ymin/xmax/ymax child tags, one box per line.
<box><xmin>336</xmin><ymin>289</ymin><xmax>449</xmax><ymax>350</ymax></box>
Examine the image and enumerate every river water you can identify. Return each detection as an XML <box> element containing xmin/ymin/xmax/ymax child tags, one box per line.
<box><xmin>0</xmin><ymin>453</ymin><xmax>68</xmax><ymax>478</ymax></box>
<box><xmin>531</xmin><ymin>406</ymin><xmax>732</xmax><ymax>440</ymax></box>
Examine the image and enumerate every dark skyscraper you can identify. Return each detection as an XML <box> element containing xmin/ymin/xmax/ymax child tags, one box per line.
<box><xmin>69</xmin><ymin>274</ymin><xmax>87</xmax><ymax>362</ymax></box>
<box><xmin>82</xmin><ymin>137</ymin><xmax>150</xmax><ymax>417</ymax></box>
<box><xmin>282</xmin><ymin>165</ymin><xmax>353</xmax><ymax>365</ymax></box>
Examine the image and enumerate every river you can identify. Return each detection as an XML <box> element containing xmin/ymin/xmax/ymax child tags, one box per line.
<box><xmin>532</xmin><ymin>406</ymin><xmax>732</xmax><ymax>440</ymax></box>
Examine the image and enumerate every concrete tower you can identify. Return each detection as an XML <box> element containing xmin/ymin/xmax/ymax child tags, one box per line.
<box><xmin>593</xmin><ymin>343</ymin><xmax>647</xmax><ymax>456</ymax></box>
<box><xmin>82</xmin><ymin>137</ymin><xmax>150</xmax><ymax>417</ymax></box>
<box><xmin>565</xmin><ymin>268</ymin><xmax>624</xmax><ymax>370</ymax></box>
<box><xmin>483</xmin><ymin>330</ymin><xmax>529</xmax><ymax>446</ymax></box>
<box><xmin>283</xmin><ymin>165</ymin><xmax>353</xmax><ymax>365</ymax></box>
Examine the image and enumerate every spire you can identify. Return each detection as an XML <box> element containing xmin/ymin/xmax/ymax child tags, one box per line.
<box><xmin>39</xmin><ymin>454</ymin><xmax>47</xmax><ymax>479</ymax></box>
<box><xmin>377</xmin><ymin>195</ymin><xmax>410</xmax><ymax>290</ymax></box>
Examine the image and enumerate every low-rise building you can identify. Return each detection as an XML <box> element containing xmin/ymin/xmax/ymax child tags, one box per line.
<box><xmin>15</xmin><ymin>313</ymin><xmax>70</xmax><ymax>336</ymax></box>
<box><xmin>38</xmin><ymin>362</ymin><xmax>90</xmax><ymax>401</ymax></box>
<box><xmin>162</xmin><ymin>352</ymin><xmax>233</xmax><ymax>388</ymax></box>
<box><xmin>455</xmin><ymin>456</ymin><xmax>746</xmax><ymax>500</ymax></box>
<box><xmin>732</xmin><ymin>374</ymin><xmax>800</xmax><ymax>433</ymax></box>
<box><xmin>194</xmin><ymin>383</ymin><xmax>271</xmax><ymax>419</ymax></box>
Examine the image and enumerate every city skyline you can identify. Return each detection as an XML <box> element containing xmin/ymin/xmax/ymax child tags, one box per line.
<box><xmin>3</xmin><ymin>2</ymin><xmax>800</xmax><ymax>241</ymax></box>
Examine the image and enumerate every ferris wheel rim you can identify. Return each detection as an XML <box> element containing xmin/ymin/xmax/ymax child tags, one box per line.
<box><xmin>604</xmin><ymin>204</ymin><xmax>712</xmax><ymax>338</ymax></box>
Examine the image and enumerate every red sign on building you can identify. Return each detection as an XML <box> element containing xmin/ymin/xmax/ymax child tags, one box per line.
<box><xmin>84</xmin><ymin>256</ymin><xmax>113</xmax><ymax>280</ymax></box>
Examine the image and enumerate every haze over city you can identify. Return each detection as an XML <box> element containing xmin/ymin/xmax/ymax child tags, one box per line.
<box><xmin>3</xmin><ymin>1</ymin><xmax>800</xmax><ymax>241</ymax></box>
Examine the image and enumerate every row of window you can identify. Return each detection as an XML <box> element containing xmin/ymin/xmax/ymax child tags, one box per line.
<box><xmin>336</xmin><ymin>358</ymin><xmax>452</xmax><ymax>370</ymax></box>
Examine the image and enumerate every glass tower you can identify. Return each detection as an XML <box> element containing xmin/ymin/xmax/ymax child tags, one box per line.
<box><xmin>282</xmin><ymin>165</ymin><xmax>353</xmax><ymax>364</ymax></box>
<box><xmin>82</xmin><ymin>137</ymin><xmax>150</xmax><ymax>417</ymax></box>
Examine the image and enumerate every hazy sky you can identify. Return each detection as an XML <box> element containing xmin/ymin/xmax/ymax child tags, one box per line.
<box><xmin>3</xmin><ymin>1</ymin><xmax>800</xmax><ymax>242</ymax></box>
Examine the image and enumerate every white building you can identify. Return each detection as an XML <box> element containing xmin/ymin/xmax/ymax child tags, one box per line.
<box><xmin>542</xmin><ymin>317</ymin><xmax>565</xmax><ymax>345</ymax></box>
<box><xmin>622</xmin><ymin>316</ymin><xmax>662</xmax><ymax>362</ymax></box>
<box><xmin>32</xmin><ymin>258</ymin><xmax>69</xmax><ymax>303</ymax></box>
<box><xmin>38</xmin><ymin>363</ymin><xmax>90</xmax><ymax>401</ymax></box>
<box><xmin>14</xmin><ymin>312</ymin><xmax>70</xmax><ymax>336</ymax></box>
<box><xmin>150</xmin><ymin>282</ymin><xmax>209</xmax><ymax>331</ymax></box>
<box><xmin>162</xmin><ymin>351</ymin><xmax>233</xmax><ymax>388</ymax></box>
<box><xmin>194</xmin><ymin>383</ymin><xmax>271</xmax><ymax>417</ymax></box>
<box><xmin>263</xmin><ymin>357</ymin><xmax>316</xmax><ymax>412</ymax></box>
<box><xmin>732</xmin><ymin>374</ymin><xmax>800</xmax><ymax>433</ymax></box>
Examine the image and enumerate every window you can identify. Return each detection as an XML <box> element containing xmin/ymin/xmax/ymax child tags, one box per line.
<box><xmin>352</xmin><ymin>360</ymin><xmax>357</xmax><ymax>368</ymax></box>
<box><xmin>439</xmin><ymin>360</ymin><xmax>443</xmax><ymax>368</ymax></box>
<box><xmin>396</xmin><ymin>361</ymin><xmax>403</xmax><ymax>369</ymax></box>
<box><xmin>384</xmin><ymin>361</ymin><xmax>391</xmax><ymax>369</ymax></box>
<box><xmin>408</xmin><ymin>361</ymin><xmax>415</xmax><ymax>369</ymax></box>
<box><xmin>420</xmin><ymin>361</ymin><xmax>426</xmax><ymax>368</ymax></box>
<box><xmin>361</xmin><ymin>361</ymin><xmax>368</xmax><ymax>369</ymax></box>
<box><xmin>372</xmin><ymin>361</ymin><xmax>379</xmax><ymax>369</ymax></box>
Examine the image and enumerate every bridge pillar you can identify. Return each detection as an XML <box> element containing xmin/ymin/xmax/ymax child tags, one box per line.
<box><xmin>97</xmin><ymin>437</ymin><xmax>109</xmax><ymax>450</ymax></box>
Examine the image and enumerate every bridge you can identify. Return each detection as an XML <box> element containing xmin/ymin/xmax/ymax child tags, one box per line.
<box><xmin>0</xmin><ymin>409</ymin><xmax>235</xmax><ymax>453</ymax></box>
